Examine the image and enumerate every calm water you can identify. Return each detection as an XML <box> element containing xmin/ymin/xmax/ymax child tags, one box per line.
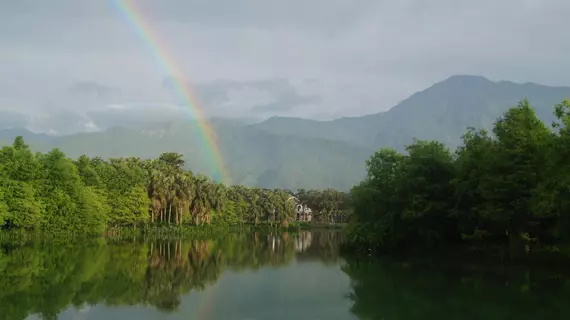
<box><xmin>1</xmin><ymin>230</ymin><xmax>570</xmax><ymax>320</ymax></box>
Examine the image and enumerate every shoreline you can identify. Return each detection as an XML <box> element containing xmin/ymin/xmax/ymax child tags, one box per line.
<box><xmin>0</xmin><ymin>222</ymin><xmax>346</xmax><ymax>241</ymax></box>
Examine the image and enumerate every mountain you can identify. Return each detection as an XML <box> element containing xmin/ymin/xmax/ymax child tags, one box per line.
<box><xmin>1</xmin><ymin>121</ymin><xmax>372</xmax><ymax>190</ymax></box>
<box><xmin>2</xmin><ymin>75</ymin><xmax>569</xmax><ymax>190</ymax></box>
<box><xmin>370</xmin><ymin>75</ymin><xmax>570</xmax><ymax>149</ymax></box>
<box><xmin>248</xmin><ymin>75</ymin><xmax>570</xmax><ymax>150</ymax></box>
<box><xmin>0</xmin><ymin>128</ymin><xmax>56</xmax><ymax>145</ymax></box>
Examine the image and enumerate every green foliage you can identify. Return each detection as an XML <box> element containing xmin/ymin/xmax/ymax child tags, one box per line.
<box><xmin>0</xmin><ymin>137</ymin><xmax>349</xmax><ymax>233</ymax></box>
<box><xmin>346</xmin><ymin>99</ymin><xmax>570</xmax><ymax>258</ymax></box>
<box><xmin>1</xmin><ymin>181</ymin><xmax>43</xmax><ymax>229</ymax></box>
<box><xmin>295</xmin><ymin>188</ymin><xmax>351</xmax><ymax>223</ymax></box>
<box><xmin>0</xmin><ymin>193</ymin><xmax>7</xmax><ymax>225</ymax></box>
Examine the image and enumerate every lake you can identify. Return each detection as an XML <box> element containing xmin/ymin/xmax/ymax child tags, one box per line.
<box><xmin>1</xmin><ymin>230</ymin><xmax>570</xmax><ymax>320</ymax></box>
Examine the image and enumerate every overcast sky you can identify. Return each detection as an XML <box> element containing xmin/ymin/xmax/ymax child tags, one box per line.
<box><xmin>1</xmin><ymin>0</ymin><xmax>569</xmax><ymax>134</ymax></box>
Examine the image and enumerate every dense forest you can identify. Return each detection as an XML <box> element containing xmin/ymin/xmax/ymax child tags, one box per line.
<box><xmin>346</xmin><ymin>99</ymin><xmax>570</xmax><ymax>258</ymax></box>
<box><xmin>0</xmin><ymin>139</ymin><xmax>350</xmax><ymax>233</ymax></box>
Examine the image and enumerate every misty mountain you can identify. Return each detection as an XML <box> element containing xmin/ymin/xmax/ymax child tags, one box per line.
<box><xmin>0</xmin><ymin>128</ymin><xmax>56</xmax><ymax>144</ymax></box>
<box><xmin>0</xmin><ymin>120</ymin><xmax>372</xmax><ymax>190</ymax></box>
<box><xmin>249</xmin><ymin>75</ymin><xmax>570</xmax><ymax>150</ymax></box>
<box><xmin>2</xmin><ymin>75</ymin><xmax>569</xmax><ymax>190</ymax></box>
<box><xmin>370</xmin><ymin>75</ymin><xmax>570</xmax><ymax>149</ymax></box>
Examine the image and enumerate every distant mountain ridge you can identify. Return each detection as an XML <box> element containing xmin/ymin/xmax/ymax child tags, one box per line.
<box><xmin>248</xmin><ymin>75</ymin><xmax>570</xmax><ymax>150</ymax></box>
<box><xmin>2</xmin><ymin>75</ymin><xmax>570</xmax><ymax>189</ymax></box>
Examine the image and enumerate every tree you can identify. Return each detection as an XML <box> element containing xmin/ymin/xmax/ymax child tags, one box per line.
<box><xmin>0</xmin><ymin>137</ymin><xmax>346</xmax><ymax>232</ymax></box>
<box><xmin>486</xmin><ymin>99</ymin><xmax>551</xmax><ymax>257</ymax></box>
<box><xmin>345</xmin><ymin>99</ymin><xmax>570</xmax><ymax>257</ymax></box>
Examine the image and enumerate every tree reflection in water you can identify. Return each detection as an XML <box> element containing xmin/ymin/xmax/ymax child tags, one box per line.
<box><xmin>0</xmin><ymin>231</ymin><xmax>343</xmax><ymax>320</ymax></box>
<box><xmin>5</xmin><ymin>231</ymin><xmax>569</xmax><ymax>320</ymax></box>
<box><xmin>341</xmin><ymin>255</ymin><xmax>570</xmax><ymax>320</ymax></box>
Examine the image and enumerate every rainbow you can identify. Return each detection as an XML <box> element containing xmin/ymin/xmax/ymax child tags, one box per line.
<box><xmin>111</xmin><ymin>0</ymin><xmax>230</xmax><ymax>184</ymax></box>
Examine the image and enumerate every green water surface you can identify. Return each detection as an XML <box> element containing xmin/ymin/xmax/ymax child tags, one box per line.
<box><xmin>1</xmin><ymin>230</ymin><xmax>570</xmax><ymax>320</ymax></box>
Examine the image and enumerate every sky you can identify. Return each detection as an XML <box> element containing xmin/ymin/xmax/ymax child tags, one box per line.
<box><xmin>1</xmin><ymin>0</ymin><xmax>569</xmax><ymax>134</ymax></box>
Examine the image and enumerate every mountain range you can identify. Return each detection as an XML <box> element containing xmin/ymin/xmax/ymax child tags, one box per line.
<box><xmin>2</xmin><ymin>75</ymin><xmax>570</xmax><ymax>190</ymax></box>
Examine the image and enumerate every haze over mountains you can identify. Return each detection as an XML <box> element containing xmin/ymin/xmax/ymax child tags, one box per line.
<box><xmin>0</xmin><ymin>77</ymin><xmax>328</xmax><ymax>135</ymax></box>
<box><xmin>2</xmin><ymin>75</ymin><xmax>570</xmax><ymax>190</ymax></box>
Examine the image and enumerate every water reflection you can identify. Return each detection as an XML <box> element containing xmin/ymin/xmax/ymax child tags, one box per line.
<box><xmin>3</xmin><ymin>231</ymin><xmax>570</xmax><ymax>320</ymax></box>
<box><xmin>341</xmin><ymin>256</ymin><xmax>570</xmax><ymax>320</ymax></box>
<box><xmin>0</xmin><ymin>231</ymin><xmax>346</xmax><ymax>320</ymax></box>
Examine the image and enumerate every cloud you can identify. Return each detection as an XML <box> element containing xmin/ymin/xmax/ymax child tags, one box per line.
<box><xmin>86</xmin><ymin>103</ymin><xmax>192</xmax><ymax>129</ymax></box>
<box><xmin>248</xmin><ymin>81</ymin><xmax>320</xmax><ymax>114</ymax></box>
<box><xmin>0</xmin><ymin>0</ymin><xmax>569</xmax><ymax>132</ymax></box>
<box><xmin>0</xmin><ymin>110</ymin><xmax>29</xmax><ymax>129</ymax></box>
<box><xmin>164</xmin><ymin>77</ymin><xmax>321</xmax><ymax>117</ymax></box>
<box><xmin>67</xmin><ymin>82</ymin><xmax>119</xmax><ymax>98</ymax></box>
<box><xmin>26</xmin><ymin>109</ymin><xmax>94</xmax><ymax>135</ymax></box>
<box><xmin>0</xmin><ymin>103</ymin><xmax>198</xmax><ymax>135</ymax></box>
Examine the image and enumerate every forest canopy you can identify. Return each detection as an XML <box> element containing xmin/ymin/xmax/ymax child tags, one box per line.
<box><xmin>346</xmin><ymin>99</ymin><xmax>570</xmax><ymax>258</ymax></box>
<box><xmin>0</xmin><ymin>140</ymin><xmax>350</xmax><ymax>233</ymax></box>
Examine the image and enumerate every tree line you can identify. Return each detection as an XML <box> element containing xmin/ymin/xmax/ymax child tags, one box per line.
<box><xmin>0</xmin><ymin>140</ymin><xmax>350</xmax><ymax>233</ymax></box>
<box><xmin>294</xmin><ymin>188</ymin><xmax>351</xmax><ymax>223</ymax></box>
<box><xmin>346</xmin><ymin>99</ymin><xmax>570</xmax><ymax>258</ymax></box>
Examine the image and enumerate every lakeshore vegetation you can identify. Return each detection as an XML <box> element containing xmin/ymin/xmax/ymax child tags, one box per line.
<box><xmin>0</xmin><ymin>140</ymin><xmax>350</xmax><ymax>233</ymax></box>
<box><xmin>346</xmin><ymin>99</ymin><xmax>570</xmax><ymax>258</ymax></box>
<box><xmin>3</xmin><ymin>98</ymin><xmax>570</xmax><ymax>259</ymax></box>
